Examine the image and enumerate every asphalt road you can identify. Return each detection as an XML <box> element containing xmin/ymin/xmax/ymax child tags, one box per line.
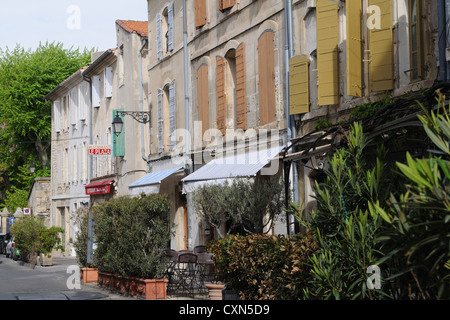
<box><xmin>0</xmin><ymin>253</ymin><xmax>129</xmax><ymax>300</ymax></box>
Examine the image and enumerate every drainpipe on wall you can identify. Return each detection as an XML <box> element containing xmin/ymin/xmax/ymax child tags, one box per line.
<box><xmin>438</xmin><ymin>0</ymin><xmax>448</xmax><ymax>81</ymax></box>
<box><xmin>284</xmin><ymin>0</ymin><xmax>299</xmax><ymax>236</ymax></box>
<box><xmin>183</xmin><ymin>0</ymin><xmax>192</xmax><ymax>249</ymax></box>
<box><xmin>139</xmin><ymin>38</ymin><xmax>150</xmax><ymax>172</ymax></box>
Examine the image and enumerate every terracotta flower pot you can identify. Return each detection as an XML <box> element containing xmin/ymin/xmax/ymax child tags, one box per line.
<box><xmin>206</xmin><ymin>283</ymin><xmax>225</xmax><ymax>300</ymax></box>
<box><xmin>80</xmin><ymin>267</ymin><xmax>98</xmax><ymax>283</ymax></box>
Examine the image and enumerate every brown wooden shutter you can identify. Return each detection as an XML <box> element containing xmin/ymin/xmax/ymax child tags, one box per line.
<box><xmin>235</xmin><ymin>43</ymin><xmax>247</xmax><ymax>130</ymax></box>
<box><xmin>197</xmin><ymin>64</ymin><xmax>209</xmax><ymax>137</ymax></box>
<box><xmin>216</xmin><ymin>56</ymin><xmax>226</xmax><ymax>134</ymax></box>
<box><xmin>258</xmin><ymin>30</ymin><xmax>276</xmax><ymax>125</ymax></box>
<box><xmin>195</xmin><ymin>0</ymin><xmax>207</xmax><ymax>29</ymax></box>
<box><xmin>219</xmin><ymin>0</ymin><xmax>235</xmax><ymax>11</ymax></box>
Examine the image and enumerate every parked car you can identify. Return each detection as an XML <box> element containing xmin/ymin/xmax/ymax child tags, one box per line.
<box><xmin>5</xmin><ymin>236</ymin><xmax>20</xmax><ymax>260</ymax></box>
<box><xmin>0</xmin><ymin>233</ymin><xmax>11</xmax><ymax>255</ymax></box>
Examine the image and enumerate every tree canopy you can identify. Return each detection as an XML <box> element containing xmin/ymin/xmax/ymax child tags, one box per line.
<box><xmin>0</xmin><ymin>42</ymin><xmax>93</xmax><ymax>209</ymax></box>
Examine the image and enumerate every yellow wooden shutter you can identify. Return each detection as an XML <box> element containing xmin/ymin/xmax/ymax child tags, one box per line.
<box><xmin>289</xmin><ymin>55</ymin><xmax>309</xmax><ymax>115</ymax></box>
<box><xmin>216</xmin><ymin>56</ymin><xmax>226</xmax><ymax>134</ymax></box>
<box><xmin>195</xmin><ymin>0</ymin><xmax>207</xmax><ymax>29</ymax></box>
<box><xmin>197</xmin><ymin>64</ymin><xmax>209</xmax><ymax>137</ymax></box>
<box><xmin>317</xmin><ymin>0</ymin><xmax>339</xmax><ymax>106</ymax></box>
<box><xmin>346</xmin><ymin>1</ymin><xmax>363</xmax><ymax>97</ymax></box>
<box><xmin>369</xmin><ymin>0</ymin><xmax>394</xmax><ymax>91</ymax></box>
<box><xmin>236</xmin><ymin>43</ymin><xmax>247</xmax><ymax>130</ymax></box>
<box><xmin>258</xmin><ymin>30</ymin><xmax>276</xmax><ymax>125</ymax></box>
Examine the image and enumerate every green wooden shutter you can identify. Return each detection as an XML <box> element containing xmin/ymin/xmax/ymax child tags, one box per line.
<box><xmin>346</xmin><ymin>1</ymin><xmax>363</xmax><ymax>97</ymax></box>
<box><xmin>289</xmin><ymin>55</ymin><xmax>310</xmax><ymax>115</ymax></box>
<box><xmin>113</xmin><ymin>109</ymin><xmax>125</xmax><ymax>157</ymax></box>
<box><xmin>317</xmin><ymin>0</ymin><xmax>339</xmax><ymax>106</ymax></box>
<box><xmin>369</xmin><ymin>0</ymin><xmax>394</xmax><ymax>91</ymax></box>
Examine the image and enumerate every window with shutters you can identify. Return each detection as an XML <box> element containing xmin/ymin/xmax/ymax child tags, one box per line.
<box><xmin>70</xmin><ymin>87</ymin><xmax>78</xmax><ymax>126</ymax></box>
<box><xmin>408</xmin><ymin>0</ymin><xmax>423</xmax><ymax>81</ymax></box>
<box><xmin>216</xmin><ymin>56</ymin><xmax>226</xmax><ymax>134</ymax></box>
<box><xmin>157</xmin><ymin>2</ymin><xmax>174</xmax><ymax>59</ymax></box>
<box><xmin>92</xmin><ymin>75</ymin><xmax>101</xmax><ymax>107</ymax></box>
<box><xmin>368</xmin><ymin>0</ymin><xmax>394</xmax><ymax>92</ymax></box>
<box><xmin>225</xmin><ymin>49</ymin><xmax>237</xmax><ymax>131</ymax></box>
<box><xmin>316</xmin><ymin>0</ymin><xmax>339</xmax><ymax>106</ymax></box>
<box><xmin>54</xmin><ymin>100</ymin><xmax>61</xmax><ymax>133</ymax></box>
<box><xmin>346</xmin><ymin>2</ymin><xmax>363</xmax><ymax>97</ymax></box>
<box><xmin>258</xmin><ymin>31</ymin><xmax>276</xmax><ymax>125</ymax></box>
<box><xmin>289</xmin><ymin>55</ymin><xmax>310</xmax><ymax>115</ymax></box>
<box><xmin>219</xmin><ymin>0</ymin><xmax>235</xmax><ymax>12</ymax></box>
<box><xmin>197</xmin><ymin>64</ymin><xmax>210</xmax><ymax>138</ymax></box>
<box><xmin>104</xmin><ymin>67</ymin><xmax>113</xmax><ymax>98</ymax></box>
<box><xmin>158</xmin><ymin>81</ymin><xmax>176</xmax><ymax>152</ymax></box>
<box><xmin>195</xmin><ymin>0</ymin><xmax>207</xmax><ymax>29</ymax></box>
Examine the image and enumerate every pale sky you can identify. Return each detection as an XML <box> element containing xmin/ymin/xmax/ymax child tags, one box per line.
<box><xmin>0</xmin><ymin>1</ymin><xmax>148</xmax><ymax>52</ymax></box>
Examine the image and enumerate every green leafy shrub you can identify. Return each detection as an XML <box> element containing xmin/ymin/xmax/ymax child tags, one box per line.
<box><xmin>10</xmin><ymin>215</ymin><xmax>64</xmax><ymax>264</ymax></box>
<box><xmin>302</xmin><ymin>122</ymin><xmax>394</xmax><ymax>299</ymax></box>
<box><xmin>72</xmin><ymin>208</ymin><xmax>93</xmax><ymax>268</ymax></box>
<box><xmin>371</xmin><ymin>101</ymin><xmax>450</xmax><ymax>299</ymax></box>
<box><xmin>91</xmin><ymin>194</ymin><xmax>174</xmax><ymax>279</ymax></box>
<box><xmin>208</xmin><ymin>232</ymin><xmax>317</xmax><ymax>300</ymax></box>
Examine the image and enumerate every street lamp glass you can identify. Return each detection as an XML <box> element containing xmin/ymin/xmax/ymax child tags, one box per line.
<box><xmin>112</xmin><ymin>115</ymin><xmax>123</xmax><ymax>136</ymax></box>
<box><xmin>29</xmin><ymin>164</ymin><xmax>36</xmax><ymax>174</ymax></box>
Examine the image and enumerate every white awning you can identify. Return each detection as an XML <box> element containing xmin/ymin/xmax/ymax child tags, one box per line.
<box><xmin>128</xmin><ymin>166</ymin><xmax>184</xmax><ymax>195</ymax></box>
<box><xmin>182</xmin><ymin>145</ymin><xmax>285</xmax><ymax>193</ymax></box>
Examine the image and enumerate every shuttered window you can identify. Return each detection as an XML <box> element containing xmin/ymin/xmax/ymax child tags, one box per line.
<box><xmin>216</xmin><ymin>56</ymin><xmax>226</xmax><ymax>135</ymax></box>
<box><xmin>70</xmin><ymin>87</ymin><xmax>78</xmax><ymax>125</ymax></box>
<box><xmin>235</xmin><ymin>43</ymin><xmax>247</xmax><ymax>130</ymax></box>
<box><xmin>92</xmin><ymin>75</ymin><xmax>101</xmax><ymax>107</ymax></box>
<box><xmin>316</xmin><ymin>0</ymin><xmax>339</xmax><ymax>106</ymax></box>
<box><xmin>346</xmin><ymin>1</ymin><xmax>363</xmax><ymax>97</ymax></box>
<box><xmin>104</xmin><ymin>67</ymin><xmax>113</xmax><ymax>98</ymax></box>
<box><xmin>54</xmin><ymin>100</ymin><xmax>61</xmax><ymax>133</ymax></box>
<box><xmin>157</xmin><ymin>88</ymin><xmax>164</xmax><ymax>153</ymax></box>
<box><xmin>219</xmin><ymin>0</ymin><xmax>235</xmax><ymax>11</ymax></box>
<box><xmin>157</xmin><ymin>13</ymin><xmax>163</xmax><ymax>59</ymax></box>
<box><xmin>258</xmin><ymin>31</ymin><xmax>276</xmax><ymax>125</ymax></box>
<box><xmin>368</xmin><ymin>0</ymin><xmax>394</xmax><ymax>91</ymax></box>
<box><xmin>289</xmin><ymin>55</ymin><xmax>310</xmax><ymax>115</ymax></box>
<box><xmin>79</xmin><ymin>82</ymin><xmax>89</xmax><ymax>121</ymax></box>
<box><xmin>168</xmin><ymin>2</ymin><xmax>174</xmax><ymax>52</ymax></box>
<box><xmin>195</xmin><ymin>0</ymin><xmax>207</xmax><ymax>29</ymax></box>
<box><xmin>197</xmin><ymin>64</ymin><xmax>210</xmax><ymax>137</ymax></box>
<box><xmin>169</xmin><ymin>81</ymin><xmax>176</xmax><ymax>150</ymax></box>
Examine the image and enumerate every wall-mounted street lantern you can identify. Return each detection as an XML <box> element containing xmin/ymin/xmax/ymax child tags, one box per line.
<box><xmin>112</xmin><ymin>110</ymin><xmax>151</xmax><ymax>136</ymax></box>
<box><xmin>29</xmin><ymin>164</ymin><xmax>36</xmax><ymax>174</ymax></box>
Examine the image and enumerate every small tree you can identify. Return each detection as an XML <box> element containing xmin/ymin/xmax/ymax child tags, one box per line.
<box><xmin>192</xmin><ymin>176</ymin><xmax>285</xmax><ymax>238</ymax></box>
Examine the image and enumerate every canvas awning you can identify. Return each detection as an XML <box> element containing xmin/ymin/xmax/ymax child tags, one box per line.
<box><xmin>85</xmin><ymin>180</ymin><xmax>114</xmax><ymax>195</ymax></box>
<box><xmin>182</xmin><ymin>145</ymin><xmax>285</xmax><ymax>193</ymax></box>
<box><xmin>128</xmin><ymin>166</ymin><xmax>184</xmax><ymax>195</ymax></box>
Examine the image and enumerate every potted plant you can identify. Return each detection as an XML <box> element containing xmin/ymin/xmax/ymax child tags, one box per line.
<box><xmin>72</xmin><ymin>208</ymin><xmax>99</xmax><ymax>283</ymax></box>
<box><xmin>92</xmin><ymin>194</ymin><xmax>174</xmax><ymax>299</ymax></box>
<box><xmin>39</xmin><ymin>226</ymin><xmax>65</xmax><ymax>266</ymax></box>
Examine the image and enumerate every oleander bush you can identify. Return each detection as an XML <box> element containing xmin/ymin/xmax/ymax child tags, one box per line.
<box><xmin>208</xmin><ymin>232</ymin><xmax>318</xmax><ymax>300</ymax></box>
<box><xmin>91</xmin><ymin>194</ymin><xmax>174</xmax><ymax>279</ymax></box>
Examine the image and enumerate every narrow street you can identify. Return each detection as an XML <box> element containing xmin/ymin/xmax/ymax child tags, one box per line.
<box><xmin>0</xmin><ymin>254</ymin><xmax>128</xmax><ymax>300</ymax></box>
